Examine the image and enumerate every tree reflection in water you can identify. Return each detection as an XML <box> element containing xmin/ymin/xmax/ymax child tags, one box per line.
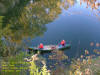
<box><xmin>0</xmin><ymin>0</ymin><xmax>65</xmax><ymax>56</ymax></box>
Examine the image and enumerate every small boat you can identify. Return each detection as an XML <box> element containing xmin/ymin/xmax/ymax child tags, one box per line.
<box><xmin>28</xmin><ymin>44</ymin><xmax>71</xmax><ymax>53</ymax></box>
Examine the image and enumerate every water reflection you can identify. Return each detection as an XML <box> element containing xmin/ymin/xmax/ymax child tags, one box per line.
<box><xmin>0</xmin><ymin>0</ymin><xmax>28</xmax><ymax>15</ymax></box>
<box><xmin>0</xmin><ymin>0</ymin><xmax>64</xmax><ymax>56</ymax></box>
<box><xmin>1</xmin><ymin>0</ymin><xmax>64</xmax><ymax>43</ymax></box>
<box><xmin>90</xmin><ymin>42</ymin><xmax>94</xmax><ymax>46</ymax></box>
<box><xmin>61</xmin><ymin>0</ymin><xmax>75</xmax><ymax>10</ymax></box>
<box><xmin>80</xmin><ymin>0</ymin><xmax>100</xmax><ymax>18</ymax></box>
<box><xmin>80</xmin><ymin>0</ymin><xmax>100</xmax><ymax>10</ymax></box>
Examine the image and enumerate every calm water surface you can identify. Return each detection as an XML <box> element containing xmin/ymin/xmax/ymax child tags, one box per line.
<box><xmin>29</xmin><ymin>0</ymin><xmax>100</xmax><ymax>58</ymax></box>
<box><xmin>0</xmin><ymin>0</ymin><xmax>100</xmax><ymax>74</ymax></box>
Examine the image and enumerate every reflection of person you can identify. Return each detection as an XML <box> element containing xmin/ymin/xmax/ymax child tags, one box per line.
<box><xmin>38</xmin><ymin>43</ymin><xmax>44</xmax><ymax>49</ymax></box>
<box><xmin>60</xmin><ymin>40</ymin><xmax>66</xmax><ymax>46</ymax></box>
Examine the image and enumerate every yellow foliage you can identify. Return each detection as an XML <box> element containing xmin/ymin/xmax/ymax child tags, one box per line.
<box><xmin>74</xmin><ymin>69</ymin><xmax>83</xmax><ymax>75</ymax></box>
<box><xmin>29</xmin><ymin>54</ymin><xmax>50</xmax><ymax>75</ymax></box>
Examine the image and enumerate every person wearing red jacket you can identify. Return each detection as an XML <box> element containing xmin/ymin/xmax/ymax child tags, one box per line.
<box><xmin>39</xmin><ymin>43</ymin><xmax>44</xmax><ymax>49</ymax></box>
<box><xmin>60</xmin><ymin>40</ymin><xmax>66</xmax><ymax>46</ymax></box>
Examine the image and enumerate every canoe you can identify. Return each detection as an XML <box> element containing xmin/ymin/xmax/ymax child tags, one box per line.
<box><xmin>28</xmin><ymin>44</ymin><xmax>71</xmax><ymax>53</ymax></box>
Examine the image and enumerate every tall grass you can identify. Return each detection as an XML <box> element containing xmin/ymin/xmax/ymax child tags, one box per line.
<box><xmin>28</xmin><ymin>54</ymin><xmax>51</xmax><ymax>75</ymax></box>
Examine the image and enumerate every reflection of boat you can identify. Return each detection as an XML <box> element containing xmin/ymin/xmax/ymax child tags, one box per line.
<box><xmin>28</xmin><ymin>44</ymin><xmax>71</xmax><ymax>53</ymax></box>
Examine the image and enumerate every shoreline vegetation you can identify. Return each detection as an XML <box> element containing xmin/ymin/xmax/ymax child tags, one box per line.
<box><xmin>0</xmin><ymin>49</ymin><xmax>100</xmax><ymax>75</ymax></box>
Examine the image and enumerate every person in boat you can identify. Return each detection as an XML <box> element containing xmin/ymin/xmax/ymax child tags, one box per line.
<box><xmin>38</xmin><ymin>43</ymin><xmax>44</xmax><ymax>49</ymax></box>
<box><xmin>60</xmin><ymin>40</ymin><xmax>66</xmax><ymax>46</ymax></box>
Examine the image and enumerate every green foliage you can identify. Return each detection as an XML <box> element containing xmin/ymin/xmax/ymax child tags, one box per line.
<box><xmin>41</xmin><ymin>64</ymin><xmax>50</xmax><ymax>75</ymax></box>
<box><xmin>29</xmin><ymin>54</ymin><xmax>50</xmax><ymax>75</ymax></box>
<box><xmin>0</xmin><ymin>0</ymin><xmax>64</xmax><ymax>57</ymax></box>
<box><xmin>29</xmin><ymin>60</ymin><xmax>41</xmax><ymax>75</ymax></box>
<box><xmin>0</xmin><ymin>52</ymin><xmax>29</xmax><ymax>75</ymax></box>
<box><xmin>0</xmin><ymin>16</ymin><xmax>4</xmax><ymax>21</ymax></box>
<box><xmin>0</xmin><ymin>38</ymin><xmax>19</xmax><ymax>57</ymax></box>
<box><xmin>0</xmin><ymin>0</ymin><xmax>63</xmax><ymax>43</ymax></box>
<box><xmin>0</xmin><ymin>39</ymin><xmax>8</xmax><ymax>57</ymax></box>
